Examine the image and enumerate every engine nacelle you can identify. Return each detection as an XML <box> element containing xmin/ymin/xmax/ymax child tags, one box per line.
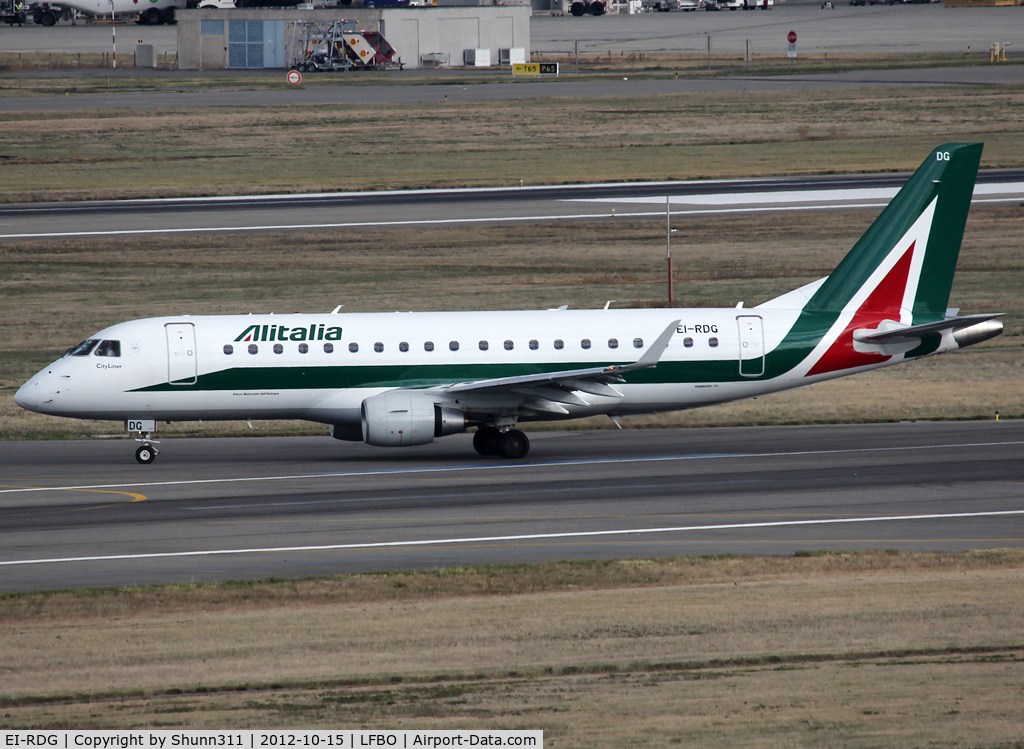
<box><xmin>361</xmin><ymin>391</ymin><xmax>466</xmax><ymax>447</ymax></box>
<box><xmin>953</xmin><ymin>319</ymin><xmax>1003</xmax><ymax>348</ymax></box>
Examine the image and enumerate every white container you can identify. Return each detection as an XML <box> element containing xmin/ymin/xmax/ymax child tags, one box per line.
<box><xmin>463</xmin><ymin>48</ymin><xmax>491</xmax><ymax>67</ymax></box>
<box><xmin>498</xmin><ymin>47</ymin><xmax>526</xmax><ymax>65</ymax></box>
<box><xmin>136</xmin><ymin>43</ymin><xmax>156</xmax><ymax>68</ymax></box>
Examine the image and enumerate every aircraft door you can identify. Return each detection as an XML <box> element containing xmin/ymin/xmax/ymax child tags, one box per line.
<box><xmin>737</xmin><ymin>315</ymin><xmax>765</xmax><ymax>377</ymax></box>
<box><xmin>166</xmin><ymin>322</ymin><xmax>197</xmax><ymax>386</ymax></box>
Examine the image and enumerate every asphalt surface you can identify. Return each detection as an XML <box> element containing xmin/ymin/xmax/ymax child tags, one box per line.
<box><xmin>4</xmin><ymin>65</ymin><xmax>1024</xmax><ymax>114</ymax></box>
<box><xmin>3</xmin><ymin>170</ymin><xmax>1023</xmax><ymax>240</ymax></box>
<box><xmin>2</xmin><ymin>3</ymin><xmax>1022</xmax><ymax>57</ymax></box>
<box><xmin>1</xmin><ymin>420</ymin><xmax>1022</xmax><ymax>591</ymax></box>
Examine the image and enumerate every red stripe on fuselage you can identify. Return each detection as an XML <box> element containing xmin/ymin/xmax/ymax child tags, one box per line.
<box><xmin>806</xmin><ymin>242</ymin><xmax>915</xmax><ymax>377</ymax></box>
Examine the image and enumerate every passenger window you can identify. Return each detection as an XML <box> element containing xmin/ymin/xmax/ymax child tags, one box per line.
<box><xmin>273</xmin><ymin>343</ymin><xmax>284</xmax><ymax>354</ymax></box>
<box><xmin>374</xmin><ymin>342</ymin><xmax>384</xmax><ymax>353</ymax></box>
<box><xmin>450</xmin><ymin>341</ymin><xmax>459</xmax><ymax>351</ymax></box>
<box><xmin>424</xmin><ymin>341</ymin><xmax>434</xmax><ymax>352</ymax></box>
<box><xmin>94</xmin><ymin>340</ymin><xmax>120</xmax><ymax>357</ymax></box>
<box><xmin>504</xmin><ymin>340</ymin><xmax>514</xmax><ymax>351</ymax></box>
<box><xmin>683</xmin><ymin>337</ymin><xmax>693</xmax><ymax>348</ymax></box>
<box><xmin>633</xmin><ymin>338</ymin><xmax>644</xmax><ymax>348</ymax></box>
<box><xmin>324</xmin><ymin>342</ymin><xmax>334</xmax><ymax>353</ymax></box>
<box><xmin>399</xmin><ymin>342</ymin><xmax>409</xmax><ymax>352</ymax></box>
<box><xmin>67</xmin><ymin>339</ymin><xmax>99</xmax><ymax>357</ymax></box>
<box><xmin>223</xmin><ymin>344</ymin><xmax>234</xmax><ymax>355</ymax></box>
<box><xmin>608</xmin><ymin>338</ymin><xmax>618</xmax><ymax>349</ymax></box>
<box><xmin>709</xmin><ymin>337</ymin><xmax>719</xmax><ymax>348</ymax></box>
<box><xmin>298</xmin><ymin>343</ymin><xmax>308</xmax><ymax>354</ymax></box>
<box><xmin>349</xmin><ymin>342</ymin><xmax>359</xmax><ymax>353</ymax></box>
<box><xmin>479</xmin><ymin>340</ymin><xmax>489</xmax><ymax>351</ymax></box>
<box><xmin>554</xmin><ymin>339</ymin><xmax>564</xmax><ymax>350</ymax></box>
<box><xmin>581</xmin><ymin>339</ymin><xmax>591</xmax><ymax>350</ymax></box>
<box><xmin>529</xmin><ymin>340</ymin><xmax>539</xmax><ymax>350</ymax></box>
<box><xmin>248</xmin><ymin>344</ymin><xmax>258</xmax><ymax>355</ymax></box>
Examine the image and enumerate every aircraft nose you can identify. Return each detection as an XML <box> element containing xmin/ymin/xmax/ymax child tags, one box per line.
<box><xmin>14</xmin><ymin>378</ymin><xmax>38</xmax><ymax>411</ymax></box>
<box><xmin>14</xmin><ymin>373</ymin><xmax>56</xmax><ymax>413</ymax></box>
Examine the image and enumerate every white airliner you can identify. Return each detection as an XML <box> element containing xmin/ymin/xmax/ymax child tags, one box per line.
<box><xmin>16</xmin><ymin>144</ymin><xmax>1003</xmax><ymax>464</ymax></box>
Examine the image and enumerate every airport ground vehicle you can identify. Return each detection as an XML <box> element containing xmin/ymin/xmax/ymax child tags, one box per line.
<box><xmin>1</xmin><ymin>0</ymin><xmax>28</xmax><ymax>25</ymax></box>
<box><xmin>291</xmin><ymin>21</ymin><xmax>402</xmax><ymax>72</ymax></box>
<box><xmin>570</xmin><ymin>0</ymin><xmax>606</xmax><ymax>15</ymax></box>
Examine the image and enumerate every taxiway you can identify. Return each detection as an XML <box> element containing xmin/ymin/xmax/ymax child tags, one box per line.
<box><xmin>1</xmin><ymin>420</ymin><xmax>1022</xmax><ymax>592</ymax></box>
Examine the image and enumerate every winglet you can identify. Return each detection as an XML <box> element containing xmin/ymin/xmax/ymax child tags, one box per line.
<box><xmin>607</xmin><ymin>319</ymin><xmax>680</xmax><ymax>374</ymax></box>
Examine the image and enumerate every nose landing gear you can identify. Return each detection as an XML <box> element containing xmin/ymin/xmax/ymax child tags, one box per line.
<box><xmin>127</xmin><ymin>420</ymin><xmax>160</xmax><ymax>464</ymax></box>
<box><xmin>135</xmin><ymin>442</ymin><xmax>158</xmax><ymax>464</ymax></box>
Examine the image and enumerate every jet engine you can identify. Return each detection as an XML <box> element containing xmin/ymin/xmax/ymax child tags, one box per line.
<box><xmin>953</xmin><ymin>318</ymin><xmax>1003</xmax><ymax>348</ymax></box>
<box><xmin>361</xmin><ymin>391</ymin><xmax>466</xmax><ymax>447</ymax></box>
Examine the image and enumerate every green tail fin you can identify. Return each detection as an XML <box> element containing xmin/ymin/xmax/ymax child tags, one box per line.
<box><xmin>804</xmin><ymin>143</ymin><xmax>982</xmax><ymax>322</ymax></box>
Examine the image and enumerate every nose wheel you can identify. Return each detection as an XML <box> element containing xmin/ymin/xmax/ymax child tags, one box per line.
<box><xmin>135</xmin><ymin>445</ymin><xmax>156</xmax><ymax>464</ymax></box>
<box><xmin>133</xmin><ymin>432</ymin><xmax>160</xmax><ymax>464</ymax></box>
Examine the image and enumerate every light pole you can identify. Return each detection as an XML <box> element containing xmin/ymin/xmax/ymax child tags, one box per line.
<box><xmin>666</xmin><ymin>196</ymin><xmax>677</xmax><ymax>307</ymax></box>
<box><xmin>109</xmin><ymin>0</ymin><xmax>116</xmax><ymax>69</ymax></box>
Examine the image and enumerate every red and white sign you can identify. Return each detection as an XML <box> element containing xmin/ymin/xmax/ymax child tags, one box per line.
<box><xmin>287</xmin><ymin>70</ymin><xmax>302</xmax><ymax>85</ymax></box>
<box><xmin>787</xmin><ymin>30</ymin><xmax>797</xmax><ymax>44</ymax></box>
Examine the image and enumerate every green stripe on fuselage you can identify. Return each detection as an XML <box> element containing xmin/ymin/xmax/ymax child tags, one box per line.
<box><xmin>131</xmin><ymin>314</ymin><xmax>837</xmax><ymax>393</ymax></box>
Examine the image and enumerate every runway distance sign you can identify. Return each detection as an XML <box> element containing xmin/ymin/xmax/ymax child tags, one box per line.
<box><xmin>513</xmin><ymin>63</ymin><xmax>559</xmax><ymax>76</ymax></box>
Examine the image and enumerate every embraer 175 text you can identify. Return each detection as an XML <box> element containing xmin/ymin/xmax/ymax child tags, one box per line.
<box><xmin>16</xmin><ymin>144</ymin><xmax>1003</xmax><ymax>463</ymax></box>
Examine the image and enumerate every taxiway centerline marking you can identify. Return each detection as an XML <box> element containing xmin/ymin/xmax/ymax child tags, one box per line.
<box><xmin>2</xmin><ymin>509</ymin><xmax>1022</xmax><ymax>567</ymax></box>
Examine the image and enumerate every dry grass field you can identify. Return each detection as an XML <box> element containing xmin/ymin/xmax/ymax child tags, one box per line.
<box><xmin>1</xmin><ymin>552</ymin><xmax>1022</xmax><ymax>746</ymax></box>
<box><xmin>2</xmin><ymin>207</ymin><xmax>1022</xmax><ymax>439</ymax></box>
<box><xmin>2</xmin><ymin>86</ymin><xmax>1024</xmax><ymax>202</ymax></box>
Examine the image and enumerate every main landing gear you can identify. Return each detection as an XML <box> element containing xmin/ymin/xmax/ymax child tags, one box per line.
<box><xmin>473</xmin><ymin>426</ymin><xmax>530</xmax><ymax>460</ymax></box>
<box><xmin>134</xmin><ymin>433</ymin><xmax>160</xmax><ymax>464</ymax></box>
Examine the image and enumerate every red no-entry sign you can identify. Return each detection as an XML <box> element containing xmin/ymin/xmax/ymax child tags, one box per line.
<box><xmin>788</xmin><ymin>30</ymin><xmax>797</xmax><ymax>44</ymax></box>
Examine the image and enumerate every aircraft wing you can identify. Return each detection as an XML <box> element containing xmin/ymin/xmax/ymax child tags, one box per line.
<box><xmin>443</xmin><ymin>319</ymin><xmax>681</xmax><ymax>396</ymax></box>
<box><xmin>854</xmin><ymin>313</ymin><xmax>1004</xmax><ymax>344</ymax></box>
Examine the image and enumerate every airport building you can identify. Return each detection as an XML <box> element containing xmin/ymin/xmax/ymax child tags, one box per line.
<box><xmin>176</xmin><ymin>5</ymin><xmax>532</xmax><ymax>70</ymax></box>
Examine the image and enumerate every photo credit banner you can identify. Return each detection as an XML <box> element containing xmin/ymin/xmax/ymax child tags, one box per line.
<box><xmin>0</xmin><ymin>732</ymin><xmax>543</xmax><ymax>749</ymax></box>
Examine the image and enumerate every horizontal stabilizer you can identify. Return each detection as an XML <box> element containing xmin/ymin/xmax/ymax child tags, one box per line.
<box><xmin>854</xmin><ymin>313</ymin><xmax>1004</xmax><ymax>344</ymax></box>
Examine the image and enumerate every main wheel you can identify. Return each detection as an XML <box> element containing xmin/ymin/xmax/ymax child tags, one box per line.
<box><xmin>473</xmin><ymin>426</ymin><xmax>501</xmax><ymax>456</ymax></box>
<box><xmin>135</xmin><ymin>445</ymin><xmax>156</xmax><ymax>464</ymax></box>
<box><xmin>38</xmin><ymin>9</ymin><xmax>56</xmax><ymax>26</ymax></box>
<box><xmin>497</xmin><ymin>430</ymin><xmax>530</xmax><ymax>460</ymax></box>
<box><xmin>142</xmin><ymin>7</ymin><xmax>162</xmax><ymax>24</ymax></box>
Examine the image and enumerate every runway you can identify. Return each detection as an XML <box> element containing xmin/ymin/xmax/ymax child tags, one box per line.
<box><xmin>3</xmin><ymin>170</ymin><xmax>1024</xmax><ymax>240</ymax></box>
<box><xmin>1</xmin><ymin>420</ymin><xmax>1022</xmax><ymax>592</ymax></box>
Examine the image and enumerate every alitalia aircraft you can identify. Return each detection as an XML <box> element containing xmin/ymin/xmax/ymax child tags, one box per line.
<box><xmin>16</xmin><ymin>143</ymin><xmax>1003</xmax><ymax>464</ymax></box>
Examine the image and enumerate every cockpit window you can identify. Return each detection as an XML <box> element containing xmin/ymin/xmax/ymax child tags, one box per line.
<box><xmin>94</xmin><ymin>340</ymin><xmax>121</xmax><ymax>357</ymax></box>
<box><xmin>67</xmin><ymin>339</ymin><xmax>99</xmax><ymax>357</ymax></box>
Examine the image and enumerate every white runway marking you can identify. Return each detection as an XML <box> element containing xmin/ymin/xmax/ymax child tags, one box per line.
<box><xmin>575</xmin><ymin>182</ymin><xmax>1024</xmax><ymax>206</ymax></box>
<box><xmin>0</xmin><ymin>205</ymin><xmax>891</xmax><ymax>240</ymax></box>
<box><xmin>2</xmin><ymin>510</ymin><xmax>1022</xmax><ymax>568</ymax></box>
<box><xmin>2</xmin><ymin>440</ymin><xmax>1023</xmax><ymax>496</ymax></box>
<box><xmin>3</xmin><ymin>180</ymin><xmax>1021</xmax><ymax>240</ymax></box>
